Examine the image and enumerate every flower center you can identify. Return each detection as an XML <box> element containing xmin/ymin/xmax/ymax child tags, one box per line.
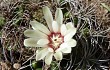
<box><xmin>48</xmin><ymin>32</ymin><xmax>64</xmax><ymax>51</ymax></box>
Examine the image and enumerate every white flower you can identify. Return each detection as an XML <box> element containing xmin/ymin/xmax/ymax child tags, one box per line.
<box><xmin>24</xmin><ymin>6</ymin><xmax>77</xmax><ymax>65</ymax></box>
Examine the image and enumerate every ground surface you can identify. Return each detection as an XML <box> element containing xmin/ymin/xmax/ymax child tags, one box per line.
<box><xmin>0</xmin><ymin>0</ymin><xmax>110</xmax><ymax>70</ymax></box>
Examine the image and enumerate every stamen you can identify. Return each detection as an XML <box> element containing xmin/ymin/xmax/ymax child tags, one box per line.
<box><xmin>48</xmin><ymin>32</ymin><xmax>64</xmax><ymax>51</ymax></box>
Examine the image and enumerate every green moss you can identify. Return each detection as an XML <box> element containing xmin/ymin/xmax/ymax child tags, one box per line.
<box><xmin>0</xmin><ymin>16</ymin><xmax>5</xmax><ymax>26</ymax></box>
<box><xmin>50</xmin><ymin>61</ymin><xmax>59</xmax><ymax>70</ymax></box>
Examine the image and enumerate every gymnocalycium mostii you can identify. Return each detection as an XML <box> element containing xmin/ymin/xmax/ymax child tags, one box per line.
<box><xmin>24</xmin><ymin>6</ymin><xmax>77</xmax><ymax>65</ymax></box>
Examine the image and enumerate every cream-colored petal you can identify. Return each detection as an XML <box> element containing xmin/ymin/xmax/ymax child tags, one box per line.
<box><xmin>56</xmin><ymin>39</ymin><xmax>76</xmax><ymax>52</ymax></box>
<box><xmin>48</xmin><ymin>48</ymin><xmax>54</xmax><ymax>52</ymax></box>
<box><xmin>24</xmin><ymin>38</ymin><xmax>38</xmax><ymax>47</ymax></box>
<box><xmin>66</xmin><ymin>22</ymin><xmax>74</xmax><ymax>29</ymax></box>
<box><xmin>30</xmin><ymin>20</ymin><xmax>50</xmax><ymax>35</ymax></box>
<box><xmin>24</xmin><ymin>29</ymin><xmax>48</xmax><ymax>38</ymax></box>
<box><xmin>55</xmin><ymin>8</ymin><xmax>63</xmax><ymax>25</ymax></box>
<box><xmin>66</xmin><ymin>39</ymin><xmax>77</xmax><ymax>47</ymax></box>
<box><xmin>43</xmin><ymin>6</ymin><xmax>53</xmax><ymax>31</ymax></box>
<box><xmin>45</xmin><ymin>53</ymin><xmax>53</xmax><ymax>65</ymax></box>
<box><xmin>36</xmin><ymin>48</ymin><xmax>49</xmax><ymax>61</ymax></box>
<box><xmin>37</xmin><ymin>39</ymin><xmax>49</xmax><ymax>45</ymax></box>
<box><xmin>54</xmin><ymin>51</ymin><xmax>62</xmax><ymax>60</ymax></box>
<box><xmin>56</xmin><ymin>43</ymin><xmax>68</xmax><ymax>52</ymax></box>
<box><xmin>64</xmin><ymin>28</ymin><xmax>76</xmax><ymax>42</ymax></box>
<box><xmin>56</xmin><ymin>39</ymin><xmax>77</xmax><ymax>52</ymax></box>
<box><xmin>66</xmin><ymin>27</ymin><xmax>77</xmax><ymax>34</ymax></box>
<box><xmin>61</xmin><ymin>24</ymin><xmax>67</xmax><ymax>36</ymax></box>
<box><xmin>24</xmin><ymin>29</ymin><xmax>37</xmax><ymax>38</ymax></box>
<box><xmin>64</xmin><ymin>33</ymin><xmax>73</xmax><ymax>42</ymax></box>
<box><xmin>61</xmin><ymin>47</ymin><xmax>71</xmax><ymax>53</ymax></box>
<box><xmin>52</xmin><ymin>21</ymin><xmax>59</xmax><ymax>33</ymax></box>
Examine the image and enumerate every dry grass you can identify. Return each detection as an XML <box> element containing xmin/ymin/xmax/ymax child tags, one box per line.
<box><xmin>0</xmin><ymin>0</ymin><xmax>110</xmax><ymax>70</ymax></box>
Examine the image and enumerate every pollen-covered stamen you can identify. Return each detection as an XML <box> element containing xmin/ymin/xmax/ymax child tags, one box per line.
<box><xmin>48</xmin><ymin>32</ymin><xmax>64</xmax><ymax>51</ymax></box>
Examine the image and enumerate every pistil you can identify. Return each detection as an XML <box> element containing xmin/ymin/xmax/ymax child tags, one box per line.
<box><xmin>48</xmin><ymin>32</ymin><xmax>64</xmax><ymax>51</ymax></box>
